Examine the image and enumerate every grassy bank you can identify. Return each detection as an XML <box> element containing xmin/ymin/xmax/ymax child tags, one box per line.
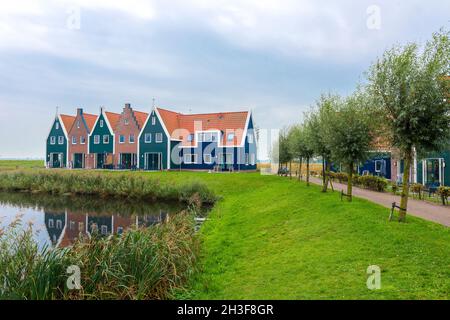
<box><xmin>0</xmin><ymin>170</ymin><xmax>217</xmax><ymax>205</ymax></box>
<box><xmin>0</xmin><ymin>212</ymin><xmax>198</xmax><ymax>299</ymax></box>
<box><xmin>0</xmin><ymin>160</ymin><xmax>43</xmax><ymax>170</ymax></box>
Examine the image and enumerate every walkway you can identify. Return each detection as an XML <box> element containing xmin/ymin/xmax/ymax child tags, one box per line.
<box><xmin>309</xmin><ymin>176</ymin><xmax>450</xmax><ymax>227</ymax></box>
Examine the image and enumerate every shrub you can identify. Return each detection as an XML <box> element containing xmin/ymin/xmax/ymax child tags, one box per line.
<box><xmin>356</xmin><ymin>175</ymin><xmax>388</xmax><ymax>192</ymax></box>
<box><xmin>391</xmin><ymin>183</ymin><xmax>399</xmax><ymax>195</ymax></box>
<box><xmin>436</xmin><ymin>186</ymin><xmax>450</xmax><ymax>205</ymax></box>
<box><xmin>410</xmin><ymin>183</ymin><xmax>424</xmax><ymax>199</ymax></box>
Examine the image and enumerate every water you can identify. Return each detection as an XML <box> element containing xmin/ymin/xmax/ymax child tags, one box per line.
<box><xmin>0</xmin><ymin>192</ymin><xmax>195</xmax><ymax>249</ymax></box>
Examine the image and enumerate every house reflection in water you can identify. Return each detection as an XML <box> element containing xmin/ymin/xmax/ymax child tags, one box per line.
<box><xmin>44</xmin><ymin>209</ymin><xmax>170</xmax><ymax>248</ymax></box>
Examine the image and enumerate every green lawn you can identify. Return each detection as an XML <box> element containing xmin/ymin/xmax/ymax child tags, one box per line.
<box><xmin>0</xmin><ymin>159</ymin><xmax>43</xmax><ymax>170</ymax></box>
<box><xmin>1</xmin><ymin>161</ymin><xmax>449</xmax><ymax>299</ymax></box>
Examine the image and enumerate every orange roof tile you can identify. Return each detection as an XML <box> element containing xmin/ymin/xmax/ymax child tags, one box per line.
<box><xmin>156</xmin><ymin>107</ymin><xmax>249</xmax><ymax>146</ymax></box>
<box><xmin>83</xmin><ymin>113</ymin><xmax>98</xmax><ymax>132</ymax></box>
<box><xmin>105</xmin><ymin>111</ymin><xmax>121</xmax><ymax>131</ymax></box>
<box><xmin>133</xmin><ymin>110</ymin><xmax>148</xmax><ymax>129</ymax></box>
<box><xmin>60</xmin><ymin>114</ymin><xmax>75</xmax><ymax>134</ymax></box>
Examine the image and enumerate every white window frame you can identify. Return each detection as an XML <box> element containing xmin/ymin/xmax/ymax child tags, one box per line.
<box><xmin>103</xmin><ymin>135</ymin><xmax>109</xmax><ymax>144</ymax></box>
<box><xmin>55</xmin><ymin>122</ymin><xmax>59</xmax><ymax>130</ymax></box>
<box><xmin>248</xmin><ymin>133</ymin><xmax>254</xmax><ymax>144</ymax></box>
<box><xmin>152</xmin><ymin>117</ymin><xmax>156</xmax><ymax>125</ymax></box>
<box><xmin>100</xmin><ymin>225</ymin><xmax>108</xmax><ymax>235</ymax></box>
<box><xmin>56</xmin><ymin>219</ymin><xmax>62</xmax><ymax>229</ymax></box>
<box><xmin>119</xmin><ymin>135</ymin><xmax>125</xmax><ymax>144</ymax></box>
<box><xmin>58</xmin><ymin>136</ymin><xmax>64</xmax><ymax>145</ymax></box>
<box><xmin>204</xmin><ymin>154</ymin><xmax>213</xmax><ymax>164</ymax></box>
<box><xmin>245</xmin><ymin>153</ymin><xmax>249</xmax><ymax>165</ymax></box>
<box><xmin>77</xmin><ymin>120</ymin><xmax>80</xmax><ymax>129</ymax></box>
<box><xmin>187</xmin><ymin>134</ymin><xmax>194</xmax><ymax>142</ymax></box>
<box><xmin>250</xmin><ymin>153</ymin><xmax>256</xmax><ymax>166</ymax></box>
<box><xmin>155</xmin><ymin>133</ymin><xmax>163</xmax><ymax>143</ymax></box>
<box><xmin>227</xmin><ymin>133</ymin><xmax>235</xmax><ymax>142</ymax></box>
<box><xmin>48</xmin><ymin>219</ymin><xmax>54</xmax><ymax>228</ymax></box>
<box><xmin>129</xmin><ymin>134</ymin><xmax>135</xmax><ymax>144</ymax></box>
<box><xmin>72</xmin><ymin>136</ymin><xmax>77</xmax><ymax>145</ymax></box>
<box><xmin>144</xmin><ymin>133</ymin><xmax>151</xmax><ymax>143</ymax></box>
<box><xmin>374</xmin><ymin>160</ymin><xmax>382</xmax><ymax>173</ymax></box>
<box><xmin>100</xmin><ymin>120</ymin><xmax>104</xmax><ymax>128</ymax></box>
<box><xmin>184</xmin><ymin>154</ymin><xmax>198</xmax><ymax>164</ymax></box>
<box><xmin>80</xmin><ymin>136</ymin><xmax>86</xmax><ymax>144</ymax></box>
<box><xmin>69</xmin><ymin>221</ymin><xmax>75</xmax><ymax>230</ymax></box>
<box><xmin>94</xmin><ymin>135</ymin><xmax>100</xmax><ymax>144</ymax></box>
<box><xmin>50</xmin><ymin>136</ymin><xmax>56</xmax><ymax>145</ymax></box>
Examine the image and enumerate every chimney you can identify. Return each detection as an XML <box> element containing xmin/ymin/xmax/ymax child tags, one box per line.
<box><xmin>77</xmin><ymin>108</ymin><xmax>83</xmax><ymax>115</ymax></box>
<box><xmin>100</xmin><ymin>106</ymin><xmax>104</xmax><ymax>113</ymax></box>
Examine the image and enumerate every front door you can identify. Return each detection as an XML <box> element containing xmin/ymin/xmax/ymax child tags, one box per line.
<box><xmin>73</xmin><ymin>153</ymin><xmax>84</xmax><ymax>169</ymax></box>
<box><xmin>145</xmin><ymin>153</ymin><xmax>161</xmax><ymax>170</ymax></box>
<box><xmin>424</xmin><ymin>158</ymin><xmax>443</xmax><ymax>186</ymax></box>
<box><xmin>50</xmin><ymin>153</ymin><xmax>62</xmax><ymax>168</ymax></box>
<box><xmin>120</xmin><ymin>153</ymin><xmax>134</xmax><ymax>169</ymax></box>
<box><xmin>96</xmin><ymin>153</ymin><xmax>105</xmax><ymax>169</ymax></box>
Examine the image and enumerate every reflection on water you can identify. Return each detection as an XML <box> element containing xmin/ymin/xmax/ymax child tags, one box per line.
<box><xmin>0</xmin><ymin>192</ymin><xmax>189</xmax><ymax>249</ymax></box>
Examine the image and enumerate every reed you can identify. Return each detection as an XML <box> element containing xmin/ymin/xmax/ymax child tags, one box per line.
<box><xmin>0</xmin><ymin>212</ymin><xmax>198</xmax><ymax>300</ymax></box>
<box><xmin>0</xmin><ymin>170</ymin><xmax>217</xmax><ymax>205</ymax></box>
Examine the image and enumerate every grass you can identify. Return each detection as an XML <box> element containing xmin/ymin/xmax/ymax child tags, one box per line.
<box><xmin>0</xmin><ymin>161</ymin><xmax>449</xmax><ymax>299</ymax></box>
<box><xmin>0</xmin><ymin>212</ymin><xmax>198</xmax><ymax>299</ymax></box>
<box><xmin>0</xmin><ymin>160</ymin><xmax>43</xmax><ymax>170</ymax></box>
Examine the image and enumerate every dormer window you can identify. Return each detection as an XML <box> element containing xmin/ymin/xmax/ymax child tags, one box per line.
<box><xmin>100</xmin><ymin>120</ymin><xmax>104</xmax><ymax>128</ymax></box>
<box><xmin>55</xmin><ymin>122</ymin><xmax>59</xmax><ymax>130</ymax></box>
<box><xmin>151</xmin><ymin>117</ymin><xmax>156</xmax><ymax>125</ymax></box>
<box><xmin>77</xmin><ymin>120</ymin><xmax>80</xmax><ymax>128</ymax></box>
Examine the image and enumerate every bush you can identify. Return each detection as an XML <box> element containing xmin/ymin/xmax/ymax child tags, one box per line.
<box><xmin>355</xmin><ymin>175</ymin><xmax>388</xmax><ymax>192</ymax></box>
<box><xmin>391</xmin><ymin>183</ymin><xmax>399</xmax><ymax>195</ymax></box>
<box><xmin>410</xmin><ymin>183</ymin><xmax>424</xmax><ymax>199</ymax></box>
<box><xmin>436</xmin><ymin>186</ymin><xmax>450</xmax><ymax>205</ymax></box>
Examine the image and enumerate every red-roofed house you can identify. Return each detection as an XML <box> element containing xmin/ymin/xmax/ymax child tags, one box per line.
<box><xmin>138</xmin><ymin>107</ymin><xmax>257</xmax><ymax>171</ymax></box>
<box><xmin>114</xmin><ymin>103</ymin><xmax>148</xmax><ymax>169</ymax></box>
<box><xmin>46</xmin><ymin>113</ymin><xmax>76</xmax><ymax>168</ymax></box>
<box><xmin>67</xmin><ymin>108</ymin><xmax>98</xmax><ymax>169</ymax></box>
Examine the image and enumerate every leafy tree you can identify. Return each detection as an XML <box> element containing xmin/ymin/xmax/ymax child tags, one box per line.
<box><xmin>327</xmin><ymin>91</ymin><xmax>374</xmax><ymax>201</ymax></box>
<box><xmin>288</xmin><ymin>124</ymin><xmax>314</xmax><ymax>185</ymax></box>
<box><xmin>367</xmin><ymin>29</ymin><xmax>450</xmax><ymax>220</ymax></box>
<box><xmin>306</xmin><ymin>94</ymin><xmax>340</xmax><ymax>192</ymax></box>
<box><xmin>277</xmin><ymin>127</ymin><xmax>293</xmax><ymax>175</ymax></box>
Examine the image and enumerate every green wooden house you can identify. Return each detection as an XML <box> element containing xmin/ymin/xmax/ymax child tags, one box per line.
<box><xmin>46</xmin><ymin>114</ymin><xmax>75</xmax><ymax>168</ymax></box>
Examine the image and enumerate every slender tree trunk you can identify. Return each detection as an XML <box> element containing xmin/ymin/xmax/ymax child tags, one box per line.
<box><xmin>322</xmin><ymin>157</ymin><xmax>326</xmax><ymax>189</ymax></box>
<box><xmin>347</xmin><ymin>162</ymin><xmax>353</xmax><ymax>202</ymax></box>
<box><xmin>399</xmin><ymin>149</ymin><xmax>412</xmax><ymax>222</ymax></box>
<box><xmin>289</xmin><ymin>161</ymin><xmax>292</xmax><ymax>179</ymax></box>
<box><xmin>298</xmin><ymin>158</ymin><xmax>303</xmax><ymax>181</ymax></box>
<box><xmin>306</xmin><ymin>157</ymin><xmax>310</xmax><ymax>186</ymax></box>
<box><xmin>322</xmin><ymin>158</ymin><xmax>330</xmax><ymax>192</ymax></box>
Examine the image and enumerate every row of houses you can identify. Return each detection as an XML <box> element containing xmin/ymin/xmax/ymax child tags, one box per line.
<box><xmin>46</xmin><ymin>103</ymin><xmax>257</xmax><ymax>171</ymax></box>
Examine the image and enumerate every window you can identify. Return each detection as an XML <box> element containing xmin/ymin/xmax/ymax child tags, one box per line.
<box><xmin>56</xmin><ymin>219</ymin><xmax>62</xmax><ymax>229</ymax></box>
<box><xmin>58</xmin><ymin>136</ymin><xmax>64</xmax><ymax>144</ymax></box>
<box><xmin>78</xmin><ymin>222</ymin><xmax>84</xmax><ymax>231</ymax></box>
<box><xmin>129</xmin><ymin>134</ymin><xmax>135</xmax><ymax>143</ymax></box>
<box><xmin>144</xmin><ymin>133</ymin><xmax>151</xmax><ymax>143</ymax></box>
<box><xmin>250</xmin><ymin>153</ymin><xmax>256</xmax><ymax>165</ymax></box>
<box><xmin>248</xmin><ymin>133</ymin><xmax>254</xmax><ymax>144</ymax></box>
<box><xmin>119</xmin><ymin>135</ymin><xmax>125</xmax><ymax>144</ymax></box>
<box><xmin>204</xmin><ymin>154</ymin><xmax>213</xmax><ymax>164</ymax></box>
<box><xmin>100</xmin><ymin>225</ymin><xmax>108</xmax><ymax>235</ymax></box>
<box><xmin>227</xmin><ymin>133</ymin><xmax>235</xmax><ymax>142</ymax></box>
<box><xmin>184</xmin><ymin>154</ymin><xmax>197</xmax><ymax>164</ymax></box>
<box><xmin>69</xmin><ymin>221</ymin><xmax>75</xmax><ymax>230</ymax></box>
<box><xmin>151</xmin><ymin>117</ymin><xmax>156</xmax><ymax>125</ymax></box>
<box><xmin>72</xmin><ymin>136</ymin><xmax>77</xmax><ymax>144</ymax></box>
<box><xmin>48</xmin><ymin>219</ymin><xmax>54</xmax><ymax>228</ymax></box>
<box><xmin>55</xmin><ymin>122</ymin><xmax>59</xmax><ymax>130</ymax></box>
<box><xmin>50</xmin><ymin>136</ymin><xmax>56</xmax><ymax>145</ymax></box>
<box><xmin>245</xmin><ymin>153</ymin><xmax>249</xmax><ymax>165</ymax></box>
<box><xmin>94</xmin><ymin>135</ymin><xmax>100</xmax><ymax>144</ymax></box>
<box><xmin>198</xmin><ymin>132</ymin><xmax>213</xmax><ymax>142</ymax></box>
<box><xmin>103</xmin><ymin>135</ymin><xmax>109</xmax><ymax>144</ymax></box>
<box><xmin>100</xmin><ymin>120</ymin><xmax>104</xmax><ymax>128</ymax></box>
<box><xmin>124</xmin><ymin>118</ymin><xmax>129</xmax><ymax>125</ymax></box>
<box><xmin>77</xmin><ymin>120</ymin><xmax>80</xmax><ymax>128</ymax></box>
<box><xmin>117</xmin><ymin>227</ymin><xmax>124</xmax><ymax>235</ymax></box>
<box><xmin>375</xmin><ymin>160</ymin><xmax>382</xmax><ymax>173</ymax></box>
<box><xmin>187</xmin><ymin>134</ymin><xmax>194</xmax><ymax>142</ymax></box>
<box><xmin>155</xmin><ymin>133</ymin><xmax>163</xmax><ymax>143</ymax></box>
<box><xmin>80</xmin><ymin>136</ymin><xmax>86</xmax><ymax>144</ymax></box>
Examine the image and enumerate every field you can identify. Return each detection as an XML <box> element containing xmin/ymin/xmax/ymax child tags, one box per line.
<box><xmin>1</xmin><ymin>160</ymin><xmax>449</xmax><ymax>299</ymax></box>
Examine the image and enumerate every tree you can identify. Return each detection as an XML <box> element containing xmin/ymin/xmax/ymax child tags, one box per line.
<box><xmin>277</xmin><ymin>127</ymin><xmax>293</xmax><ymax>175</ymax></box>
<box><xmin>327</xmin><ymin>91</ymin><xmax>374</xmax><ymax>201</ymax></box>
<box><xmin>367</xmin><ymin>29</ymin><xmax>450</xmax><ymax>220</ymax></box>
<box><xmin>289</xmin><ymin>124</ymin><xmax>314</xmax><ymax>185</ymax></box>
<box><xmin>306</xmin><ymin>94</ymin><xmax>340</xmax><ymax>192</ymax></box>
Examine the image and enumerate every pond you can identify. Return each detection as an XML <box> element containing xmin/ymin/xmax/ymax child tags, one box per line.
<box><xmin>0</xmin><ymin>192</ymin><xmax>205</xmax><ymax>250</ymax></box>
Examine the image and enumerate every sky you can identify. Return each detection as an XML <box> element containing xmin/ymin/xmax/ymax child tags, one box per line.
<box><xmin>0</xmin><ymin>0</ymin><xmax>448</xmax><ymax>159</ymax></box>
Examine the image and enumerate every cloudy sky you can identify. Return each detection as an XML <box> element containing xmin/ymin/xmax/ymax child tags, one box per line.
<box><xmin>0</xmin><ymin>0</ymin><xmax>448</xmax><ymax>158</ymax></box>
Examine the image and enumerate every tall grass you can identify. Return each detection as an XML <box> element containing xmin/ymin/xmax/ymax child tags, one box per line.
<box><xmin>0</xmin><ymin>170</ymin><xmax>217</xmax><ymax>205</ymax></box>
<box><xmin>0</xmin><ymin>212</ymin><xmax>198</xmax><ymax>300</ymax></box>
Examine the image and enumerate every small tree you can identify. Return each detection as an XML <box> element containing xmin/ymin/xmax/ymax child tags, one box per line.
<box><xmin>327</xmin><ymin>91</ymin><xmax>374</xmax><ymax>201</ymax></box>
<box><xmin>306</xmin><ymin>94</ymin><xmax>340</xmax><ymax>192</ymax></box>
<box><xmin>367</xmin><ymin>29</ymin><xmax>450</xmax><ymax>220</ymax></box>
<box><xmin>289</xmin><ymin>124</ymin><xmax>314</xmax><ymax>185</ymax></box>
<box><xmin>277</xmin><ymin>127</ymin><xmax>293</xmax><ymax>175</ymax></box>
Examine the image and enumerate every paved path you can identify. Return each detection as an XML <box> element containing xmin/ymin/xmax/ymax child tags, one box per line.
<box><xmin>309</xmin><ymin>177</ymin><xmax>450</xmax><ymax>227</ymax></box>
